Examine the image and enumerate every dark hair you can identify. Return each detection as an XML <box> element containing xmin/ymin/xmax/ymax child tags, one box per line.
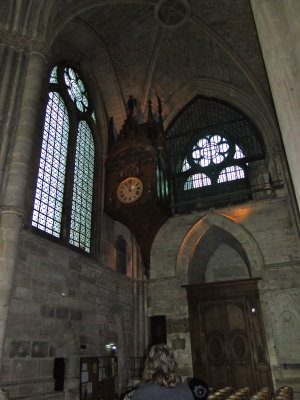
<box><xmin>143</xmin><ymin>344</ymin><xmax>182</xmax><ymax>388</ymax></box>
<box><xmin>188</xmin><ymin>377</ymin><xmax>209</xmax><ymax>400</ymax></box>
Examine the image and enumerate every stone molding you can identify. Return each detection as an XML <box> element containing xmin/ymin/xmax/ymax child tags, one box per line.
<box><xmin>0</xmin><ymin>206</ymin><xmax>25</xmax><ymax>219</ymax></box>
<box><xmin>162</xmin><ymin>77</ymin><xmax>280</xmax><ymax>155</ymax></box>
<box><xmin>176</xmin><ymin>213</ymin><xmax>264</xmax><ymax>284</ymax></box>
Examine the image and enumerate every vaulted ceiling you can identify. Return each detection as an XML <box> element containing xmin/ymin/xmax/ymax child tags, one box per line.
<box><xmin>1</xmin><ymin>0</ymin><xmax>278</xmax><ymax>140</ymax></box>
<box><xmin>48</xmin><ymin>0</ymin><xmax>277</xmax><ymax>134</ymax></box>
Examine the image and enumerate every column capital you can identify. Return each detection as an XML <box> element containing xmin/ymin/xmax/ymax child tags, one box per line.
<box><xmin>0</xmin><ymin>29</ymin><xmax>49</xmax><ymax>57</ymax></box>
<box><xmin>0</xmin><ymin>205</ymin><xmax>25</xmax><ymax>219</ymax></box>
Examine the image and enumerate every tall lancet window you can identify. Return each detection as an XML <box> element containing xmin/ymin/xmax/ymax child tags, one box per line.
<box><xmin>32</xmin><ymin>65</ymin><xmax>96</xmax><ymax>253</ymax></box>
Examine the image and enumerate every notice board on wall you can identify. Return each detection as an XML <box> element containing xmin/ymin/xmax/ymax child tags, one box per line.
<box><xmin>80</xmin><ymin>356</ymin><xmax>117</xmax><ymax>400</ymax></box>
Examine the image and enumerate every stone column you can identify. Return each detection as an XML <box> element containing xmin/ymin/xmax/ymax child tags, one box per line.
<box><xmin>251</xmin><ymin>0</ymin><xmax>300</xmax><ymax>208</ymax></box>
<box><xmin>0</xmin><ymin>42</ymin><xmax>47</xmax><ymax>365</ymax></box>
<box><xmin>250</xmin><ymin>0</ymin><xmax>300</xmax><ymax>211</ymax></box>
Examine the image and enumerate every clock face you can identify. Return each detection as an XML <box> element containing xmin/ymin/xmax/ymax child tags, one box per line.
<box><xmin>117</xmin><ymin>177</ymin><xmax>143</xmax><ymax>204</ymax></box>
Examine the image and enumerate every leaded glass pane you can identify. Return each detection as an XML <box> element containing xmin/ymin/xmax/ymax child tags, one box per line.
<box><xmin>192</xmin><ymin>134</ymin><xmax>229</xmax><ymax>167</ymax></box>
<box><xmin>69</xmin><ymin>121</ymin><xmax>95</xmax><ymax>252</ymax></box>
<box><xmin>182</xmin><ymin>157</ymin><xmax>191</xmax><ymax>172</ymax></box>
<box><xmin>64</xmin><ymin>67</ymin><xmax>89</xmax><ymax>112</ymax></box>
<box><xmin>184</xmin><ymin>173</ymin><xmax>211</xmax><ymax>190</ymax></box>
<box><xmin>217</xmin><ymin>166</ymin><xmax>245</xmax><ymax>183</ymax></box>
<box><xmin>50</xmin><ymin>66</ymin><xmax>58</xmax><ymax>84</ymax></box>
<box><xmin>234</xmin><ymin>144</ymin><xmax>245</xmax><ymax>159</ymax></box>
<box><xmin>32</xmin><ymin>92</ymin><xmax>69</xmax><ymax>236</ymax></box>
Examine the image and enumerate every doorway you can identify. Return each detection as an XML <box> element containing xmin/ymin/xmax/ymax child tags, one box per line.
<box><xmin>186</xmin><ymin>279</ymin><xmax>272</xmax><ymax>392</ymax></box>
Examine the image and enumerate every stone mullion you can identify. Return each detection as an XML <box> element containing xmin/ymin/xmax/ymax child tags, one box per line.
<box><xmin>0</xmin><ymin>40</ymin><xmax>47</xmax><ymax>367</ymax></box>
<box><xmin>0</xmin><ymin>44</ymin><xmax>27</xmax><ymax>196</ymax></box>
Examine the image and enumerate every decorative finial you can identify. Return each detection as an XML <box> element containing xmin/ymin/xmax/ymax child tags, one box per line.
<box><xmin>147</xmin><ymin>99</ymin><xmax>154</xmax><ymax>122</ymax></box>
<box><xmin>127</xmin><ymin>95</ymin><xmax>137</xmax><ymax>119</ymax></box>
<box><xmin>155</xmin><ymin>90</ymin><xmax>163</xmax><ymax>116</ymax></box>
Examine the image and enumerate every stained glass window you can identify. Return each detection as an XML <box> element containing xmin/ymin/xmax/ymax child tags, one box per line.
<box><xmin>32</xmin><ymin>65</ymin><xmax>96</xmax><ymax>253</ymax></box>
<box><xmin>181</xmin><ymin>134</ymin><xmax>246</xmax><ymax>188</ymax></box>
<box><xmin>192</xmin><ymin>135</ymin><xmax>230</xmax><ymax>167</ymax></box>
<box><xmin>182</xmin><ymin>158</ymin><xmax>191</xmax><ymax>172</ymax></box>
<box><xmin>64</xmin><ymin>67</ymin><xmax>89</xmax><ymax>112</ymax></box>
<box><xmin>69</xmin><ymin>121</ymin><xmax>95</xmax><ymax>252</ymax></box>
<box><xmin>184</xmin><ymin>173</ymin><xmax>211</xmax><ymax>190</ymax></box>
<box><xmin>32</xmin><ymin>92</ymin><xmax>69</xmax><ymax>236</ymax></box>
<box><xmin>167</xmin><ymin>96</ymin><xmax>265</xmax><ymax>211</ymax></box>
<box><xmin>218</xmin><ymin>166</ymin><xmax>245</xmax><ymax>183</ymax></box>
<box><xmin>50</xmin><ymin>66</ymin><xmax>58</xmax><ymax>84</ymax></box>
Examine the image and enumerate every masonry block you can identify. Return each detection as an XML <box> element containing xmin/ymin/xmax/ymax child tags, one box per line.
<box><xmin>40</xmin><ymin>305</ymin><xmax>55</xmax><ymax>318</ymax></box>
<box><xmin>55</xmin><ymin>306</ymin><xmax>69</xmax><ymax>319</ymax></box>
<box><xmin>9</xmin><ymin>341</ymin><xmax>30</xmax><ymax>358</ymax></box>
<box><xmin>31</xmin><ymin>341</ymin><xmax>49</xmax><ymax>358</ymax></box>
<box><xmin>70</xmin><ymin>309</ymin><xmax>83</xmax><ymax>321</ymax></box>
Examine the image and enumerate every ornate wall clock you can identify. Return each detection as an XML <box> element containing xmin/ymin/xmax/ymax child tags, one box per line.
<box><xmin>117</xmin><ymin>177</ymin><xmax>143</xmax><ymax>204</ymax></box>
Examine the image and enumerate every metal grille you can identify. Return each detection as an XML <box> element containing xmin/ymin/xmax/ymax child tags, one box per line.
<box><xmin>166</xmin><ymin>96</ymin><xmax>265</xmax><ymax>211</ymax></box>
<box><xmin>69</xmin><ymin>121</ymin><xmax>95</xmax><ymax>252</ymax></box>
<box><xmin>32</xmin><ymin>92</ymin><xmax>69</xmax><ymax>236</ymax></box>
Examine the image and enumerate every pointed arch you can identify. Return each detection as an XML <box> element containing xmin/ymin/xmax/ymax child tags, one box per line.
<box><xmin>176</xmin><ymin>213</ymin><xmax>264</xmax><ymax>284</ymax></box>
<box><xmin>162</xmin><ymin>78</ymin><xmax>281</xmax><ymax>153</ymax></box>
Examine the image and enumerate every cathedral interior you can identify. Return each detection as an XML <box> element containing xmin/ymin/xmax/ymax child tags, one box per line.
<box><xmin>0</xmin><ymin>0</ymin><xmax>300</xmax><ymax>399</ymax></box>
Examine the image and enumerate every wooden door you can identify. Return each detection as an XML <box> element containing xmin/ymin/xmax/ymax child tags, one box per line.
<box><xmin>186</xmin><ymin>279</ymin><xmax>272</xmax><ymax>392</ymax></box>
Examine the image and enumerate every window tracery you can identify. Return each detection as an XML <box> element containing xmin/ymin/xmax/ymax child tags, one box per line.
<box><xmin>31</xmin><ymin>65</ymin><xmax>96</xmax><ymax>253</ymax></box>
<box><xmin>166</xmin><ymin>96</ymin><xmax>265</xmax><ymax>211</ymax></box>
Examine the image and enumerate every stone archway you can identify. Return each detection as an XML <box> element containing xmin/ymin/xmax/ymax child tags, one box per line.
<box><xmin>189</xmin><ymin>224</ymin><xmax>252</xmax><ymax>284</ymax></box>
<box><xmin>176</xmin><ymin>213</ymin><xmax>264</xmax><ymax>284</ymax></box>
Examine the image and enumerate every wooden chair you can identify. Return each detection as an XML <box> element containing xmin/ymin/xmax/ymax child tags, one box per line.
<box><xmin>208</xmin><ymin>394</ymin><xmax>219</xmax><ymax>400</ymax></box>
<box><xmin>277</xmin><ymin>386</ymin><xmax>293</xmax><ymax>400</ymax></box>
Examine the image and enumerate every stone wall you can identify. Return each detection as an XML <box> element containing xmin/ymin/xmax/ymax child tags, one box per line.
<box><xmin>0</xmin><ymin>214</ymin><xmax>143</xmax><ymax>399</ymax></box>
<box><xmin>149</xmin><ymin>196</ymin><xmax>300</xmax><ymax>392</ymax></box>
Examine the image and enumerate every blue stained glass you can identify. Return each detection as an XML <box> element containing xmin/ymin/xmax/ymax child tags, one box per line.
<box><xmin>31</xmin><ymin>92</ymin><xmax>69</xmax><ymax>236</ymax></box>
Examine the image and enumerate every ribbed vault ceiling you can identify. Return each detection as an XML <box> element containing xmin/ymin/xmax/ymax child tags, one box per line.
<box><xmin>1</xmin><ymin>0</ymin><xmax>275</xmax><ymax>134</ymax></box>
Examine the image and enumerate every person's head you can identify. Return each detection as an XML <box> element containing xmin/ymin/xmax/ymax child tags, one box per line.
<box><xmin>188</xmin><ymin>377</ymin><xmax>209</xmax><ymax>400</ymax></box>
<box><xmin>143</xmin><ymin>343</ymin><xmax>182</xmax><ymax>388</ymax></box>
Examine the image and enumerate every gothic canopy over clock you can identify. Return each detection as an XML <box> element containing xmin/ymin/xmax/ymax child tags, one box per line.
<box><xmin>104</xmin><ymin>97</ymin><xmax>170</xmax><ymax>276</ymax></box>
